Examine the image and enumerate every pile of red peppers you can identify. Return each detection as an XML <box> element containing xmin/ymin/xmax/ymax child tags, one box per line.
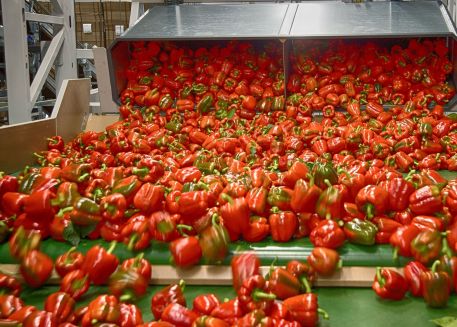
<box><xmin>0</xmin><ymin>251</ymin><xmax>337</xmax><ymax>326</ymax></box>
<box><xmin>0</xmin><ymin>38</ymin><xmax>457</xmax><ymax>325</ymax></box>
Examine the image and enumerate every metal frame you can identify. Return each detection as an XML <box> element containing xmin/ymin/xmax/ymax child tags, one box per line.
<box><xmin>1</xmin><ymin>0</ymin><xmax>77</xmax><ymax>124</ymax></box>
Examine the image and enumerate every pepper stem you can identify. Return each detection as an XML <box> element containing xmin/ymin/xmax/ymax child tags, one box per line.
<box><xmin>107</xmin><ymin>241</ymin><xmax>117</xmax><ymax>254</ymax></box>
<box><xmin>337</xmin><ymin>259</ymin><xmax>343</xmax><ymax>270</ymax></box>
<box><xmin>441</xmin><ymin>237</ymin><xmax>453</xmax><ymax>258</ymax></box>
<box><xmin>127</xmin><ymin>234</ymin><xmax>138</xmax><ymax>251</ymax></box>
<box><xmin>78</xmin><ymin>173</ymin><xmax>90</xmax><ymax>182</ymax></box>
<box><xmin>133</xmin><ymin>253</ymin><xmax>144</xmax><ymax>267</ymax></box>
<box><xmin>252</xmin><ymin>289</ymin><xmax>276</xmax><ymax>302</ymax></box>
<box><xmin>301</xmin><ymin>276</ymin><xmax>312</xmax><ymax>294</ymax></box>
<box><xmin>365</xmin><ymin>203</ymin><xmax>374</xmax><ymax>220</ymax></box>
<box><xmin>431</xmin><ymin>260</ymin><xmax>441</xmax><ymax>273</ymax></box>
<box><xmin>179</xmin><ymin>279</ymin><xmax>186</xmax><ymax>292</ymax></box>
<box><xmin>220</xmin><ymin>193</ymin><xmax>234</xmax><ymax>205</ymax></box>
<box><xmin>177</xmin><ymin>224</ymin><xmax>194</xmax><ymax>237</ymax></box>
<box><xmin>324</xmin><ymin>179</ymin><xmax>332</xmax><ymax>188</ymax></box>
<box><xmin>120</xmin><ymin>290</ymin><xmax>134</xmax><ymax>302</ymax></box>
<box><xmin>392</xmin><ymin>247</ymin><xmax>399</xmax><ymax>262</ymax></box>
<box><xmin>376</xmin><ymin>267</ymin><xmax>385</xmax><ymax>288</ymax></box>
<box><xmin>318</xmin><ymin>308</ymin><xmax>330</xmax><ymax>320</ymax></box>
<box><xmin>57</xmin><ymin>206</ymin><xmax>73</xmax><ymax>217</ymax></box>
<box><xmin>211</xmin><ymin>213</ymin><xmax>219</xmax><ymax>226</ymax></box>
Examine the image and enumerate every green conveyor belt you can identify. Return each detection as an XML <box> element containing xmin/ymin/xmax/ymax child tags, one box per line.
<box><xmin>20</xmin><ymin>285</ymin><xmax>457</xmax><ymax>326</ymax></box>
<box><xmin>0</xmin><ymin>238</ymin><xmax>410</xmax><ymax>267</ymax></box>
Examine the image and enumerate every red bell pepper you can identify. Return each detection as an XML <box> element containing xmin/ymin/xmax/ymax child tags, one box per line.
<box><xmin>242</xmin><ymin>216</ymin><xmax>270</xmax><ymax>243</ymax></box>
<box><xmin>246</xmin><ymin>187</ymin><xmax>268</xmax><ymax>215</ymax></box>
<box><xmin>20</xmin><ymin>250</ymin><xmax>53</xmax><ymax>288</ymax></box>
<box><xmin>290</xmin><ymin>178</ymin><xmax>322</xmax><ymax>213</ymax></box>
<box><xmin>133</xmin><ymin>183</ymin><xmax>164</xmax><ymax>214</ymax></box>
<box><xmin>55</xmin><ymin>247</ymin><xmax>84</xmax><ymax>278</ymax></box>
<box><xmin>355</xmin><ymin>185</ymin><xmax>389</xmax><ymax>219</ymax></box>
<box><xmin>170</xmin><ymin>236</ymin><xmax>202</xmax><ymax>267</ymax></box>
<box><xmin>231</xmin><ymin>253</ymin><xmax>260</xmax><ymax>294</ymax></box>
<box><xmin>268</xmin><ymin>208</ymin><xmax>298</xmax><ymax>242</ymax></box>
<box><xmin>121</xmin><ymin>253</ymin><xmax>152</xmax><ymax>283</ymax></box>
<box><xmin>61</xmin><ymin>163</ymin><xmax>91</xmax><ymax>183</ymax></box>
<box><xmin>421</xmin><ymin>260</ymin><xmax>451</xmax><ymax>307</ymax></box>
<box><xmin>372</xmin><ymin>267</ymin><xmax>408</xmax><ymax>300</ymax></box>
<box><xmin>268</xmin><ymin>267</ymin><xmax>301</xmax><ymax>300</ymax></box>
<box><xmin>100</xmin><ymin>193</ymin><xmax>127</xmax><ymax>222</ymax></box>
<box><xmin>60</xmin><ymin>269</ymin><xmax>89</xmax><ymax>301</ymax></box>
<box><xmin>161</xmin><ymin>303</ymin><xmax>199</xmax><ymax>327</ymax></box>
<box><xmin>307</xmin><ymin>247</ymin><xmax>341</xmax><ymax>276</ymax></box>
<box><xmin>283</xmin><ymin>293</ymin><xmax>329</xmax><ymax>327</ymax></box>
<box><xmin>119</xmin><ymin>303</ymin><xmax>144</xmax><ymax>327</ymax></box>
<box><xmin>8</xmin><ymin>226</ymin><xmax>41</xmax><ymax>260</ymax></box>
<box><xmin>199</xmin><ymin>215</ymin><xmax>230</xmax><ymax>264</ymax></box>
<box><xmin>193</xmin><ymin>293</ymin><xmax>221</xmax><ymax>316</ymax></box>
<box><xmin>387</xmin><ymin>177</ymin><xmax>415</xmax><ymax>212</ymax></box>
<box><xmin>410</xmin><ymin>230</ymin><xmax>443</xmax><ymax>264</ymax></box>
<box><xmin>108</xmin><ymin>268</ymin><xmax>148</xmax><ymax>302</ymax></box>
<box><xmin>389</xmin><ymin>224</ymin><xmax>421</xmax><ymax>259</ymax></box>
<box><xmin>220</xmin><ymin>194</ymin><xmax>250</xmax><ymax>240</ymax></box>
<box><xmin>210</xmin><ymin>298</ymin><xmax>244</xmax><ymax>325</ymax></box>
<box><xmin>151</xmin><ymin>280</ymin><xmax>186</xmax><ymax>321</ymax></box>
<box><xmin>315</xmin><ymin>180</ymin><xmax>345</xmax><ymax>220</ymax></box>
<box><xmin>404</xmin><ymin>261</ymin><xmax>428</xmax><ymax>297</ymax></box>
<box><xmin>121</xmin><ymin>214</ymin><xmax>151</xmax><ymax>251</ymax></box>
<box><xmin>309</xmin><ymin>219</ymin><xmax>346</xmax><ymax>249</ymax></box>
<box><xmin>81</xmin><ymin>294</ymin><xmax>120</xmax><ymax>326</ymax></box>
<box><xmin>44</xmin><ymin>291</ymin><xmax>75</xmax><ymax>324</ymax></box>
<box><xmin>409</xmin><ymin>185</ymin><xmax>443</xmax><ymax>215</ymax></box>
<box><xmin>6</xmin><ymin>305</ymin><xmax>36</xmax><ymax>323</ymax></box>
<box><xmin>81</xmin><ymin>241</ymin><xmax>119</xmax><ymax>285</ymax></box>
<box><xmin>238</xmin><ymin>274</ymin><xmax>276</xmax><ymax>313</ymax></box>
<box><xmin>2</xmin><ymin>192</ymin><xmax>28</xmax><ymax>217</ymax></box>
<box><xmin>267</xmin><ymin>186</ymin><xmax>293</xmax><ymax>211</ymax></box>
<box><xmin>0</xmin><ymin>273</ymin><xmax>21</xmax><ymax>296</ymax></box>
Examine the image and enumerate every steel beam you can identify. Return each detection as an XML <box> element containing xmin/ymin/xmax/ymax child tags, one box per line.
<box><xmin>1</xmin><ymin>0</ymin><xmax>32</xmax><ymax>124</ymax></box>
<box><xmin>25</xmin><ymin>12</ymin><xmax>64</xmax><ymax>25</ymax></box>
<box><xmin>52</xmin><ymin>0</ymin><xmax>77</xmax><ymax>95</ymax></box>
<box><xmin>30</xmin><ymin>29</ymin><xmax>64</xmax><ymax>106</ymax></box>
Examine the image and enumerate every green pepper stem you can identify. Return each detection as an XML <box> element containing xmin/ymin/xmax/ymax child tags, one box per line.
<box><xmin>127</xmin><ymin>234</ymin><xmax>138</xmax><ymax>251</ymax></box>
<box><xmin>441</xmin><ymin>237</ymin><xmax>453</xmax><ymax>258</ymax></box>
<box><xmin>177</xmin><ymin>224</ymin><xmax>194</xmax><ymax>237</ymax></box>
<box><xmin>301</xmin><ymin>276</ymin><xmax>312</xmax><ymax>294</ymax></box>
<box><xmin>318</xmin><ymin>308</ymin><xmax>330</xmax><ymax>320</ymax></box>
<box><xmin>337</xmin><ymin>259</ymin><xmax>343</xmax><ymax>270</ymax></box>
<box><xmin>179</xmin><ymin>279</ymin><xmax>186</xmax><ymax>292</ymax></box>
<box><xmin>57</xmin><ymin>206</ymin><xmax>73</xmax><ymax>217</ymax></box>
<box><xmin>220</xmin><ymin>193</ymin><xmax>234</xmax><ymax>205</ymax></box>
<box><xmin>133</xmin><ymin>253</ymin><xmax>144</xmax><ymax>267</ymax></box>
<box><xmin>211</xmin><ymin>213</ymin><xmax>219</xmax><ymax>226</ymax></box>
<box><xmin>392</xmin><ymin>247</ymin><xmax>399</xmax><ymax>262</ymax></box>
<box><xmin>376</xmin><ymin>267</ymin><xmax>385</xmax><ymax>288</ymax></box>
<box><xmin>252</xmin><ymin>289</ymin><xmax>276</xmax><ymax>302</ymax></box>
<box><xmin>50</xmin><ymin>198</ymin><xmax>61</xmax><ymax>207</ymax></box>
<box><xmin>78</xmin><ymin>173</ymin><xmax>90</xmax><ymax>182</ymax></box>
<box><xmin>107</xmin><ymin>241</ymin><xmax>117</xmax><ymax>255</ymax></box>
<box><xmin>120</xmin><ymin>290</ymin><xmax>134</xmax><ymax>302</ymax></box>
<box><xmin>431</xmin><ymin>260</ymin><xmax>441</xmax><ymax>273</ymax></box>
<box><xmin>365</xmin><ymin>203</ymin><xmax>374</xmax><ymax>220</ymax></box>
<box><xmin>324</xmin><ymin>179</ymin><xmax>333</xmax><ymax>188</ymax></box>
<box><xmin>270</xmin><ymin>206</ymin><xmax>280</xmax><ymax>214</ymax></box>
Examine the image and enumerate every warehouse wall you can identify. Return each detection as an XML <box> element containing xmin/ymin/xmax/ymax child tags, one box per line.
<box><xmin>75</xmin><ymin>1</ymin><xmax>131</xmax><ymax>48</ymax></box>
<box><xmin>36</xmin><ymin>0</ymin><xmax>131</xmax><ymax>48</ymax></box>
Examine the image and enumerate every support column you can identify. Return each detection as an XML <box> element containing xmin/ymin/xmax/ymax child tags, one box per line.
<box><xmin>52</xmin><ymin>0</ymin><xmax>77</xmax><ymax>95</ymax></box>
<box><xmin>1</xmin><ymin>0</ymin><xmax>32</xmax><ymax>124</ymax></box>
